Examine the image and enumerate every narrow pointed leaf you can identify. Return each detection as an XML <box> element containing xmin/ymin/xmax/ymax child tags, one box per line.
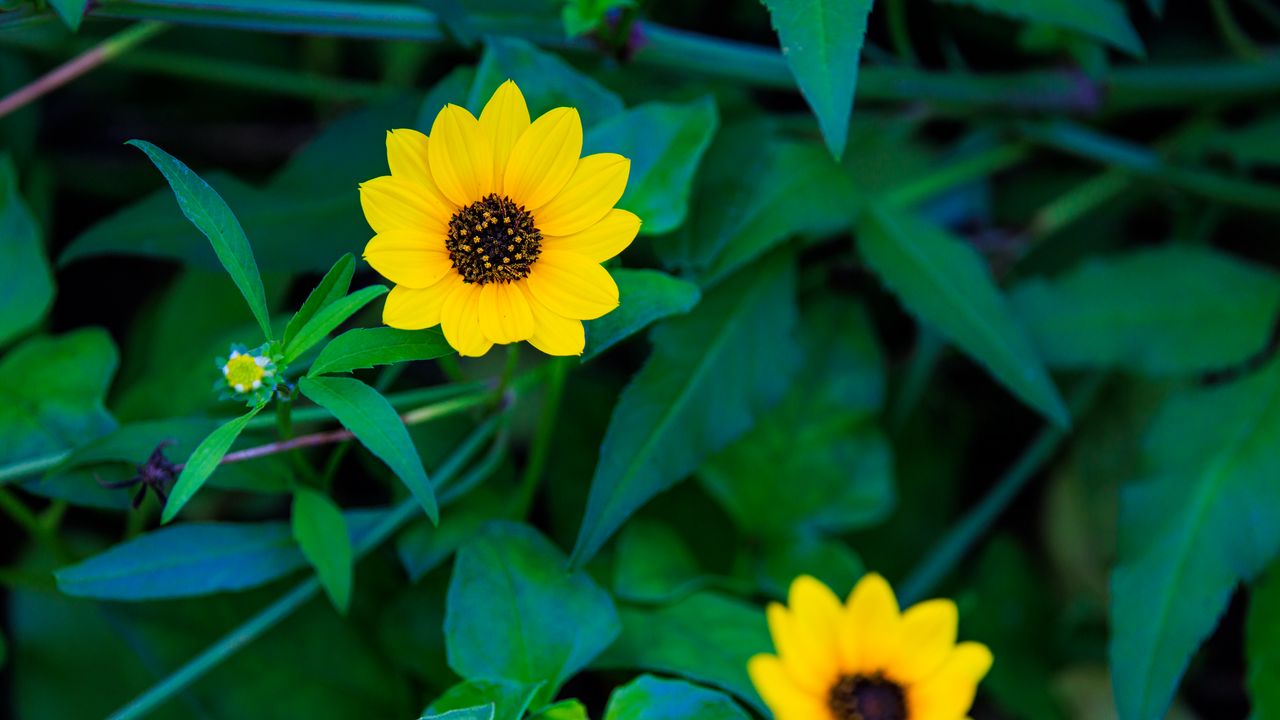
<box><xmin>309</xmin><ymin>327</ymin><xmax>453</xmax><ymax>377</ymax></box>
<box><xmin>0</xmin><ymin>156</ymin><xmax>53</xmax><ymax>347</ymax></box>
<box><xmin>283</xmin><ymin>284</ymin><xmax>388</xmax><ymax>364</ymax></box>
<box><xmin>292</xmin><ymin>487</ymin><xmax>354</xmax><ymax>613</ymax></box>
<box><xmin>283</xmin><ymin>253</ymin><xmax>355</xmax><ymax>349</ymax></box>
<box><xmin>162</xmin><ymin>404</ymin><xmax>264</xmax><ymax>523</ymax></box>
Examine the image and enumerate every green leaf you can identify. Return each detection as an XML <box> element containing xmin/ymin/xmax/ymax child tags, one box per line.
<box><xmin>612</xmin><ymin>520</ymin><xmax>707</xmax><ymax>603</ymax></box>
<box><xmin>54</xmin><ymin>511</ymin><xmax>384</xmax><ymax>600</ymax></box>
<box><xmin>397</xmin><ymin>488</ymin><xmax>510</xmax><ymax>582</ymax></box>
<box><xmin>1212</xmin><ymin>113</ymin><xmax>1280</xmax><ymax>167</ymax></box>
<box><xmin>1110</xmin><ymin>359</ymin><xmax>1280</xmax><ymax>720</ymax></box>
<box><xmin>47</xmin><ymin>0</ymin><xmax>88</xmax><ymax>30</ymax></box>
<box><xmin>310</xmin><ymin>327</ymin><xmax>453</xmax><ymax>377</ymax></box>
<box><xmin>596</xmin><ymin>592</ymin><xmax>771</xmax><ymax>713</ymax></box>
<box><xmin>283</xmin><ymin>284</ymin><xmax>387</xmax><ymax>364</ymax></box>
<box><xmin>292</xmin><ymin>487</ymin><xmax>354</xmax><ymax>613</ymax></box>
<box><xmin>466</xmin><ymin>37</ymin><xmax>623</xmax><ymax>126</ymax></box>
<box><xmin>583</xmin><ymin>270</ymin><xmax>701</xmax><ymax>361</ymax></box>
<box><xmin>761</xmin><ymin>0</ymin><xmax>873</xmax><ymax>158</ymax></box>
<box><xmin>283</xmin><ymin>254</ymin><xmax>355</xmax><ymax>350</ymax></box>
<box><xmin>562</xmin><ymin>0</ymin><xmax>633</xmax><ymax>36</ymax></box>
<box><xmin>571</xmin><ymin>253</ymin><xmax>799</xmax><ymax>565</ymax></box>
<box><xmin>298</xmin><ymin>375</ymin><xmax>437</xmax><ymax>522</ymax></box>
<box><xmin>938</xmin><ymin>0</ymin><xmax>1143</xmax><ymax>55</ymax></box>
<box><xmin>856</xmin><ymin>204</ymin><xmax>1069</xmax><ymax>426</ymax></box>
<box><xmin>532</xmin><ymin>699</ymin><xmax>589</xmax><ymax>720</ymax></box>
<box><xmin>1248</xmin><ymin>561</ymin><xmax>1280</xmax><ymax>719</ymax></box>
<box><xmin>756</xmin><ymin>534</ymin><xmax>864</xmax><ymax>600</ymax></box>
<box><xmin>0</xmin><ymin>156</ymin><xmax>53</xmax><ymax>347</ymax></box>
<box><xmin>0</xmin><ymin>329</ymin><xmax>117</xmax><ymax>469</ymax></box>
<box><xmin>428</xmin><ymin>680</ymin><xmax>541</xmax><ymax>720</ymax></box>
<box><xmin>583</xmin><ymin>97</ymin><xmax>719</xmax><ymax>235</ymax></box>
<box><xmin>604</xmin><ymin>675</ymin><xmax>749</xmax><ymax>720</ymax></box>
<box><xmin>162</xmin><ymin>405</ymin><xmax>265</xmax><ymax>522</ymax></box>
<box><xmin>421</xmin><ymin>706</ymin><xmax>495</xmax><ymax>720</ymax></box>
<box><xmin>1011</xmin><ymin>246</ymin><xmax>1280</xmax><ymax>376</ymax></box>
<box><xmin>445</xmin><ymin>522</ymin><xmax>619</xmax><ymax>707</ymax></box>
<box><xmin>128</xmin><ymin>140</ymin><xmax>273</xmax><ymax>340</ymax></box>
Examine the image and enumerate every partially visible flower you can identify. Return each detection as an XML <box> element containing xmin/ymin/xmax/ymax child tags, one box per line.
<box><xmin>359</xmin><ymin>79</ymin><xmax>639</xmax><ymax>357</ymax></box>
<box><xmin>215</xmin><ymin>343</ymin><xmax>278</xmax><ymax>406</ymax></box>
<box><xmin>749</xmin><ymin>573</ymin><xmax>992</xmax><ymax>720</ymax></box>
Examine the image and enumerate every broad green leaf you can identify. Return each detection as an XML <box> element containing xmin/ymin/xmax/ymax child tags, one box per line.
<box><xmin>756</xmin><ymin>534</ymin><xmax>864</xmax><ymax>600</ymax></box>
<box><xmin>604</xmin><ymin>675</ymin><xmax>749</xmax><ymax>720</ymax></box>
<box><xmin>310</xmin><ymin>327</ymin><xmax>453</xmax><ymax>377</ymax></box>
<box><xmin>47</xmin><ymin>0</ymin><xmax>88</xmax><ymax>30</ymax></box>
<box><xmin>583</xmin><ymin>97</ymin><xmax>719</xmax><ymax>234</ymax></box>
<box><xmin>571</xmin><ymin>253</ymin><xmax>799</xmax><ymax>565</ymax></box>
<box><xmin>445</xmin><ymin>522</ymin><xmax>619</xmax><ymax>707</ymax></box>
<box><xmin>292</xmin><ymin>487</ymin><xmax>354</xmax><ymax>613</ymax></box>
<box><xmin>128</xmin><ymin>140</ymin><xmax>274</xmax><ymax>340</ymax></box>
<box><xmin>299</xmin><ymin>375</ymin><xmax>437</xmax><ymax>522</ymax></box>
<box><xmin>283</xmin><ymin>253</ymin><xmax>355</xmax><ymax>349</ymax></box>
<box><xmin>422</xmin><ymin>706</ymin><xmax>495</xmax><ymax>720</ymax></box>
<box><xmin>0</xmin><ymin>156</ymin><xmax>53</xmax><ymax>347</ymax></box>
<box><xmin>596</xmin><ymin>592</ymin><xmax>771</xmax><ymax>713</ymax></box>
<box><xmin>612</xmin><ymin>520</ymin><xmax>707</xmax><ymax>603</ymax></box>
<box><xmin>857</xmin><ymin>205</ymin><xmax>1069</xmax><ymax>426</ymax></box>
<box><xmin>762</xmin><ymin>0</ymin><xmax>873</xmax><ymax>158</ymax></box>
<box><xmin>466</xmin><ymin>37</ymin><xmax>623</xmax><ymax>125</ymax></box>
<box><xmin>938</xmin><ymin>0</ymin><xmax>1143</xmax><ymax>56</ymax></box>
<box><xmin>1110</xmin><ymin>359</ymin><xmax>1280</xmax><ymax>720</ymax></box>
<box><xmin>1011</xmin><ymin>246</ymin><xmax>1280</xmax><ymax>376</ymax></box>
<box><xmin>283</xmin><ymin>284</ymin><xmax>387</xmax><ymax>364</ymax></box>
<box><xmin>161</xmin><ymin>405</ymin><xmax>264</xmax><ymax>523</ymax></box>
<box><xmin>583</xmin><ymin>269</ymin><xmax>701</xmax><ymax>361</ymax></box>
<box><xmin>428</xmin><ymin>680</ymin><xmax>541</xmax><ymax>720</ymax></box>
<box><xmin>54</xmin><ymin>511</ymin><xmax>384</xmax><ymax>600</ymax></box>
<box><xmin>397</xmin><ymin>488</ymin><xmax>511</xmax><ymax>581</ymax></box>
<box><xmin>0</xmin><ymin>329</ymin><xmax>117</xmax><ymax>469</ymax></box>
<box><xmin>532</xmin><ymin>699</ymin><xmax>588</xmax><ymax>720</ymax></box>
<box><xmin>1248</xmin><ymin>561</ymin><xmax>1280</xmax><ymax>719</ymax></box>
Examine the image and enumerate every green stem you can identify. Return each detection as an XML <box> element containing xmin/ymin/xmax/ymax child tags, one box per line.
<box><xmin>886</xmin><ymin>144</ymin><xmax>1031</xmax><ymax>209</ymax></box>
<box><xmin>513</xmin><ymin>357</ymin><xmax>568</xmax><ymax>517</ymax></box>
<box><xmin>0</xmin><ymin>486</ymin><xmax>44</xmax><ymax>537</ymax></box>
<box><xmin>897</xmin><ymin>376</ymin><xmax>1105</xmax><ymax>605</ymax></box>
<box><xmin>106</xmin><ymin>414</ymin><xmax>503</xmax><ymax>720</ymax></box>
<box><xmin>245</xmin><ymin>381</ymin><xmax>486</xmax><ymax>430</ymax></box>
<box><xmin>1209</xmin><ymin>0</ymin><xmax>1263</xmax><ymax>61</ymax></box>
<box><xmin>885</xmin><ymin>0</ymin><xmax>918</xmax><ymax>66</ymax></box>
<box><xmin>887</xmin><ymin>327</ymin><xmax>944</xmax><ymax>433</ymax></box>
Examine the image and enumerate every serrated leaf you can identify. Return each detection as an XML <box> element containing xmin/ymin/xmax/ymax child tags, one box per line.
<box><xmin>604</xmin><ymin>675</ymin><xmax>749</xmax><ymax>720</ymax></box>
<box><xmin>571</xmin><ymin>253</ymin><xmax>799</xmax><ymax>565</ymax></box>
<box><xmin>583</xmin><ymin>97</ymin><xmax>719</xmax><ymax>234</ymax></box>
<box><xmin>446</xmin><ymin>522</ymin><xmax>618</xmax><ymax>708</ymax></box>
<box><xmin>1248</xmin><ymin>561</ymin><xmax>1280</xmax><ymax>719</ymax></box>
<box><xmin>299</xmin><ymin>375</ymin><xmax>437</xmax><ymax>522</ymax></box>
<box><xmin>0</xmin><ymin>155</ymin><xmax>53</xmax><ymax>347</ymax></box>
<box><xmin>583</xmin><ymin>270</ymin><xmax>700</xmax><ymax>361</ymax></box>
<box><xmin>292</xmin><ymin>487</ymin><xmax>354</xmax><ymax>613</ymax></box>
<box><xmin>283</xmin><ymin>284</ymin><xmax>387</xmax><ymax>364</ymax></box>
<box><xmin>1011</xmin><ymin>246</ymin><xmax>1280</xmax><ymax>376</ymax></box>
<box><xmin>162</xmin><ymin>405</ymin><xmax>265</xmax><ymax>523</ymax></box>
<box><xmin>1110</xmin><ymin>359</ymin><xmax>1280</xmax><ymax>720</ymax></box>
<box><xmin>310</xmin><ymin>327</ymin><xmax>453</xmax><ymax>377</ymax></box>
<box><xmin>466</xmin><ymin>37</ymin><xmax>622</xmax><ymax>125</ymax></box>
<box><xmin>283</xmin><ymin>254</ymin><xmax>355</xmax><ymax>349</ymax></box>
<box><xmin>762</xmin><ymin>0</ymin><xmax>873</xmax><ymax>158</ymax></box>
<box><xmin>0</xmin><ymin>329</ymin><xmax>117</xmax><ymax>470</ymax></box>
<box><xmin>857</xmin><ymin>205</ymin><xmax>1069</xmax><ymax>426</ymax></box>
<box><xmin>596</xmin><ymin>592</ymin><xmax>770</xmax><ymax>713</ymax></box>
<box><xmin>128</xmin><ymin>140</ymin><xmax>273</xmax><ymax>340</ymax></box>
<box><xmin>938</xmin><ymin>0</ymin><xmax>1143</xmax><ymax>56</ymax></box>
<box><xmin>54</xmin><ymin>510</ymin><xmax>384</xmax><ymax>600</ymax></box>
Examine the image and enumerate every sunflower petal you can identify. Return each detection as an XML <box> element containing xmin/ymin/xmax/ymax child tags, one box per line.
<box><xmin>534</xmin><ymin>153</ymin><xmax>630</xmax><ymax>237</ymax></box>
<box><xmin>542</xmin><ymin>208</ymin><xmax>640</xmax><ymax>263</ymax></box>
<box><xmin>477</xmin><ymin>282</ymin><xmax>534</xmax><ymax>344</ymax></box>
<box><xmin>364</xmin><ymin>231</ymin><xmax>452</xmax><ymax>289</ymax></box>
<box><xmin>906</xmin><ymin>642</ymin><xmax>993</xmax><ymax>720</ymax></box>
<box><xmin>520</xmin><ymin>283</ymin><xmax>585</xmax><ymax>356</ymax></box>
<box><xmin>382</xmin><ymin>274</ymin><xmax>461</xmax><ymax>330</ymax></box>
<box><xmin>787</xmin><ymin>576</ymin><xmax>846</xmax><ymax>673</ymax></box>
<box><xmin>478</xmin><ymin>80</ymin><xmax>531</xmax><ymax>195</ymax></box>
<box><xmin>386</xmin><ymin>129</ymin><xmax>456</xmax><ymax>213</ymax></box>
<box><xmin>843</xmin><ymin>572</ymin><xmax>901</xmax><ymax>674</ymax></box>
<box><xmin>525</xmin><ymin>249</ymin><xmax>618</xmax><ymax>320</ymax></box>
<box><xmin>428</xmin><ymin>104</ymin><xmax>494</xmax><ymax>207</ymax></box>
<box><xmin>748</xmin><ymin>654</ymin><xmax>827</xmax><ymax>720</ymax></box>
<box><xmin>503</xmin><ymin>107</ymin><xmax>582</xmax><ymax>210</ymax></box>
<box><xmin>767</xmin><ymin>603</ymin><xmax>837</xmax><ymax>695</ymax></box>
<box><xmin>359</xmin><ymin>175</ymin><xmax>452</xmax><ymax>235</ymax></box>
<box><xmin>440</xmin><ymin>282</ymin><xmax>492</xmax><ymax>357</ymax></box>
<box><xmin>893</xmin><ymin>599</ymin><xmax>958</xmax><ymax>684</ymax></box>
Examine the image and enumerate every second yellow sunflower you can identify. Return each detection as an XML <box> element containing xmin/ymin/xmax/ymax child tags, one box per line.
<box><xmin>359</xmin><ymin>80</ymin><xmax>638</xmax><ymax>357</ymax></box>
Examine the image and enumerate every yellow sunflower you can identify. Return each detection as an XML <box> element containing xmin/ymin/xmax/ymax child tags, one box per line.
<box><xmin>358</xmin><ymin>80</ymin><xmax>638</xmax><ymax>357</ymax></box>
<box><xmin>749</xmin><ymin>573</ymin><xmax>993</xmax><ymax>720</ymax></box>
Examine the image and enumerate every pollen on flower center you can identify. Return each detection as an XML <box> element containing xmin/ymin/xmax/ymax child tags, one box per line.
<box><xmin>829</xmin><ymin>674</ymin><xmax>908</xmax><ymax>720</ymax></box>
<box><xmin>224</xmin><ymin>353</ymin><xmax>267</xmax><ymax>392</ymax></box>
<box><xmin>445</xmin><ymin>193</ymin><xmax>542</xmax><ymax>285</ymax></box>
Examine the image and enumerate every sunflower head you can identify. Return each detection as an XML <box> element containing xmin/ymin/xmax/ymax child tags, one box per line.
<box><xmin>359</xmin><ymin>79</ymin><xmax>640</xmax><ymax>358</ymax></box>
<box><xmin>749</xmin><ymin>573</ymin><xmax>992</xmax><ymax>720</ymax></box>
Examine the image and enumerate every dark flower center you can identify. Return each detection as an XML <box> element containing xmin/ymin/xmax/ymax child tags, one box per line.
<box><xmin>445</xmin><ymin>193</ymin><xmax>542</xmax><ymax>285</ymax></box>
<box><xmin>829</xmin><ymin>674</ymin><xmax>908</xmax><ymax>720</ymax></box>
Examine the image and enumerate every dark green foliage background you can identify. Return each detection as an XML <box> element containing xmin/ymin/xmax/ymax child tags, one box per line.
<box><xmin>2</xmin><ymin>1</ymin><xmax>1280</xmax><ymax>719</ymax></box>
